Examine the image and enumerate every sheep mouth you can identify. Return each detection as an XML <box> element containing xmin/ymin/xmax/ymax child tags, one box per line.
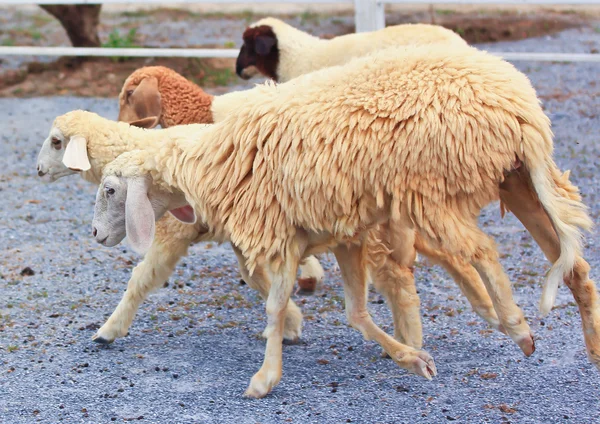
<box><xmin>239</xmin><ymin>66</ymin><xmax>259</xmax><ymax>80</ymax></box>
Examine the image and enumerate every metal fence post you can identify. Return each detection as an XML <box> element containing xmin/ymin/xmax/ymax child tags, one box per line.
<box><xmin>354</xmin><ymin>0</ymin><xmax>385</xmax><ymax>32</ymax></box>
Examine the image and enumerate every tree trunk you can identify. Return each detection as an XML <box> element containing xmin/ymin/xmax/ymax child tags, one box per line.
<box><xmin>40</xmin><ymin>5</ymin><xmax>102</xmax><ymax>48</ymax></box>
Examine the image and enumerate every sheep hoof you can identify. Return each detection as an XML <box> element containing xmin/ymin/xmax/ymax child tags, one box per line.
<box><xmin>517</xmin><ymin>332</ymin><xmax>536</xmax><ymax>357</ymax></box>
<box><xmin>243</xmin><ymin>371</ymin><xmax>277</xmax><ymax>399</ymax></box>
<box><xmin>91</xmin><ymin>333</ymin><xmax>113</xmax><ymax>345</ymax></box>
<box><xmin>296</xmin><ymin>277</ymin><xmax>317</xmax><ymax>295</ymax></box>
<box><xmin>396</xmin><ymin>350</ymin><xmax>437</xmax><ymax>380</ymax></box>
<box><xmin>282</xmin><ymin>337</ymin><xmax>302</xmax><ymax>346</ymax></box>
<box><xmin>243</xmin><ymin>387</ymin><xmax>268</xmax><ymax>399</ymax></box>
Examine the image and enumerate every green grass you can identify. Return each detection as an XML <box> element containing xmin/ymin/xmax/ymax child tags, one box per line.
<box><xmin>121</xmin><ymin>9</ymin><xmax>151</xmax><ymax>18</ymax></box>
<box><xmin>300</xmin><ymin>10</ymin><xmax>320</xmax><ymax>25</ymax></box>
<box><xmin>102</xmin><ymin>28</ymin><xmax>139</xmax><ymax>62</ymax></box>
<box><xmin>188</xmin><ymin>59</ymin><xmax>238</xmax><ymax>87</ymax></box>
<box><xmin>30</xmin><ymin>30</ymin><xmax>42</xmax><ymax>41</ymax></box>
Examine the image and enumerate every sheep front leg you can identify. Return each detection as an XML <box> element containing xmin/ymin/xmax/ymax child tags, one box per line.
<box><xmin>232</xmin><ymin>245</ymin><xmax>303</xmax><ymax>342</ymax></box>
<box><xmin>93</xmin><ymin>217</ymin><xmax>197</xmax><ymax>344</ymax></box>
<box><xmin>334</xmin><ymin>242</ymin><xmax>437</xmax><ymax>380</ymax></box>
<box><xmin>244</xmin><ymin>257</ymin><xmax>300</xmax><ymax>399</ymax></box>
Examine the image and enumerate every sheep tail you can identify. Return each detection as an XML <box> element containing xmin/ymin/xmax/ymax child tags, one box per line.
<box><xmin>520</xmin><ymin>123</ymin><xmax>593</xmax><ymax>316</ymax></box>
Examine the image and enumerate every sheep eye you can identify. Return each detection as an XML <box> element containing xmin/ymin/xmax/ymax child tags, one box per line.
<box><xmin>51</xmin><ymin>137</ymin><xmax>61</xmax><ymax>150</ymax></box>
<box><xmin>126</xmin><ymin>89</ymin><xmax>134</xmax><ymax>98</ymax></box>
<box><xmin>105</xmin><ymin>187</ymin><xmax>115</xmax><ymax>196</ymax></box>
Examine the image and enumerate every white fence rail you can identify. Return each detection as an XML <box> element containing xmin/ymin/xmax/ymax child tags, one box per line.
<box><xmin>0</xmin><ymin>0</ymin><xmax>599</xmax><ymax>62</ymax></box>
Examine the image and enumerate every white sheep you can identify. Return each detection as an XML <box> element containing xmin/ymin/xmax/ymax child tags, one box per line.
<box><xmin>236</xmin><ymin>17</ymin><xmax>596</xmax><ymax>318</ymax></box>
<box><xmin>115</xmin><ymin>65</ymin><xmax>508</xmax><ymax>350</ymax></box>
<box><xmin>235</xmin><ymin>17</ymin><xmax>466</xmax><ymax>82</ymax></box>
<box><xmin>37</xmin><ymin>64</ymin><xmax>504</xmax><ymax>351</ymax></box>
<box><xmin>88</xmin><ymin>43</ymin><xmax>598</xmax><ymax>397</ymax></box>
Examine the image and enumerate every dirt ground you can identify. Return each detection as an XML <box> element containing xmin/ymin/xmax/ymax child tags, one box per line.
<box><xmin>0</xmin><ymin>7</ymin><xmax>595</xmax><ymax>98</ymax></box>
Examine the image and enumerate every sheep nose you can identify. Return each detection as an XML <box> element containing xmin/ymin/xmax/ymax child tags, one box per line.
<box><xmin>92</xmin><ymin>227</ymin><xmax>97</xmax><ymax>237</ymax></box>
<box><xmin>37</xmin><ymin>166</ymin><xmax>46</xmax><ymax>177</ymax></box>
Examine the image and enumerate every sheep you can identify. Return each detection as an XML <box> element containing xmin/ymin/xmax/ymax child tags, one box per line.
<box><xmin>235</xmin><ymin>17</ymin><xmax>467</xmax><ymax>82</ymax></box>
<box><xmin>36</xmin><ymin>89</ymin><xmax>499</xmax><ymax>354</ymax></box>
<box><xmin>88</xmin><ymin>43</ymin><xmax>599</xmax><ymax>397</ymax></box>
<box><xmin>115</xmin><ymin>66</ymin><xmax>512</xmax><ymax>351</ymax></box>
<box><xmin>36</xmin><ymin>117</ymin><xmax>311</xmax><ymax>345</ymax></box>
<box><xmin>235</xmin><ymin>16</ymin><xmax>592</xmax><ymax>316</ymax></box>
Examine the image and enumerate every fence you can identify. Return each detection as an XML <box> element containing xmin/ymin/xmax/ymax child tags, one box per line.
<box><xmin>0</xmin><ymin>0</ymin><xmax>599</xmax><ymax>62</ymax></box>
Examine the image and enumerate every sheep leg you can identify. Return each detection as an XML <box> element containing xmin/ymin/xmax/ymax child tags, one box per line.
<box><xmin>499</xmin><ymin>169</ymin><xmax>561</xmax><ymax>262</ymax></box>
<box><xmin>414</xmin><ymin>237</ymin><xmax>502</xmax><ymax>333</ymax></box>
<box><xmin>93</xmin><ymin>220</ymin><xmax>195</xmax><ymax>344</ymax></box>
<box><xmin>232</xmin><ymin>245</ymin><xmax>303</xmax><ymax>342</ymax></box>
<box><xmin>468</xmin><ymin>231</ymin><xmax>535</xmax><ymax>356</ymax></box>
<box><xmin>370</xmin><ymin>223</ymin><xmax>423</xmax><ymax>349</ymax></box>
<box><xmin>334</xmin><ymin>242</ymin><xmax>437</xmax><ymax>379</ymax></box>
<box><xmin>244</xmin><ymin>252</ymin><xmax>303</xmax><ymax>399</ymax></box>
<box><xmin>564</xmin><ymin>258</ymin><xmax>600</xmax><ymax>367</ymax></box>
<box><xmin>500</xmin><ymin>170</ymin><xmax>600</xmax><ymax>368</ymax></box>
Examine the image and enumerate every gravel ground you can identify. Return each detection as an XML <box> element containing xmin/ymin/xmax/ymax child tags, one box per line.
<box><xmin>2</xmin><ymin>31</ymin><xmax>600</xmax><ymax>423</ymax></box>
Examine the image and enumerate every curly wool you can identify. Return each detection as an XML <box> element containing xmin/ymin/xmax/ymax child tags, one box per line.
<box><xmin>119</xmin><ymin>66</ymin><xmax>214</xmax><ymax>127</ymax></box>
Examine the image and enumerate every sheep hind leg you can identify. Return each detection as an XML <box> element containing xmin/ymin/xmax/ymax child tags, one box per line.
<box><xmin>334</xmin><ymin>242</ymin><xmax>436</xmax><ymax>380</ymax></box>
<box><xmin>564</xmin><ymin>258</ymin><xmax>600</xmax><ymax>368</ymax></box>
<box><xmin>414</xmin><ymin>237</ymin><xmax>502</xmax><ymax>333</ymax></box>
<box><xmin>93</xmin><ymin>223</ymin><xmax>193</xmax><ymax>344</ymax></box>
<box><xmin>500</xmin><ymin>170</ymin><xmax>600</xmax><ymax>368</ymax></box>
<box><xmin>232</xmin><ymin>246</ymin><xmax>303</xmax><ymax>342</ymax></box>
<box><xmin>466</xmin><ymin>229</ymin><xmax>535</xmax><ymax>356</ymax></box>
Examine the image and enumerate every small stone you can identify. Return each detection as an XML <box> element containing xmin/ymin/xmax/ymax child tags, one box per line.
<box><xmin>21</xmin><ymin>267</ymin><xmax>35</xmax><ymax>276</ymax></box>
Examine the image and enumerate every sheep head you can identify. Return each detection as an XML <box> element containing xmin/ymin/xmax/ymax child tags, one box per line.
<box><xmin>118</xmin><ymin>68</ymin><xmax>163</xmax><ymax>128</ymax></box>
<box><xmin>37</xmin><ymin>110</ymin><xmax>95</xmax><ymax>181</ymax></box>
<box><xmin>93</xmin><ymin>151</ymin><xmax>195</xmax><ymax>254</ymax></box>
<box><xmin>236</xmin><ymin>24</ymin><xmax>279</xmax><ymax>81</ymax></box>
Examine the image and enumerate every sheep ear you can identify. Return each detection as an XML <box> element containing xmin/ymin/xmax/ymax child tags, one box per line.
<box><xmin>63</xmin><ymin>135</ymin><xmax>91</xmax><ymax>172</ymax></box>
<box><xmin>128</xmin><ymin>116</ymin><xmax>160</xmax><ymax>129</ymax></box>
<box><xmin>169</xmin><ymin>205</ymin><xmax>197</xmax><ymax>224</ymax></box>
<box><xmin>131</xmin><ymin>77</ymin><xmax>162</xmax><ymax>122</ymax></box>
<box><xmin>255</xmin><ymin>35</ymin><xmax>276</xmax><ymax>56</ymax></box>
<box><xmin>125</xmin><ymin>177</ymin><xmax>155</xmax><ymax>254</ymax></box>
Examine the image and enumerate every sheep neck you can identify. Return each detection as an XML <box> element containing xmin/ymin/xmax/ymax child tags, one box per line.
<box><xmin>139</xmin><ymin>124</ymin><xmax>242</xmax><ymax>244</ymax></box>
<box><xmin>276</xmin><ymin>29</ymin><xmax>327</xmax><ymax>82</ymax></box>
<box><xmin>80</xmin><ymin>121</ymin><xmax>152</xmax><ymax>184</ymax></box>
